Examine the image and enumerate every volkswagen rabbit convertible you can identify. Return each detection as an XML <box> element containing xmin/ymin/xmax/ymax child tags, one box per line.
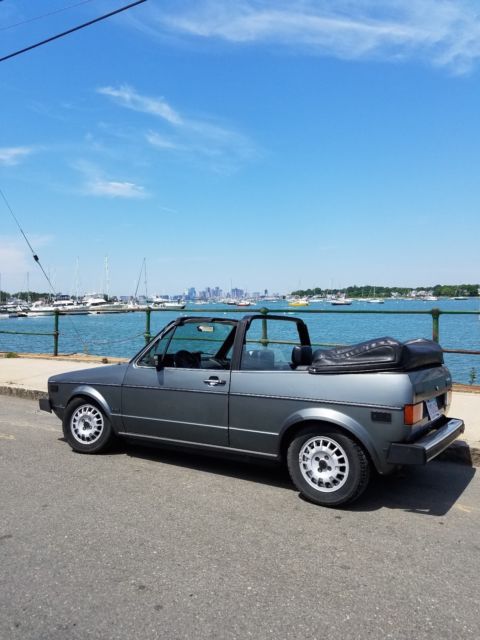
<box><xmin>40</xmin><ymin>314</ymin><xmax>464</xmax><ymax>506</ymax></box>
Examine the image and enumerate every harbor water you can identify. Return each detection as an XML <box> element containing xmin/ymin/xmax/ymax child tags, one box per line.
<box><xmin>1</xmin><ymin>298</ymin><xmax>479</xmax><ymax>384</ymax></box>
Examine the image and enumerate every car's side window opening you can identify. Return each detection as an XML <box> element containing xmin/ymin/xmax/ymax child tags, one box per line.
<box><xmin>137</xmin><ymin>321</ymin><xmax>236</xmax><ymax>369</ymax></box>
<box><xmin>240</xmin><ymin>318</ymin><xmax>304</xmax><ymax>371</ymax></box>
<box><xmin>137</xmin><ymin>328</ymin><xmax>174</xmax><ymax>367</ymax></box>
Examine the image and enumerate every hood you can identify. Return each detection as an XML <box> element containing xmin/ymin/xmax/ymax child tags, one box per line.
<box><xmin>49</xmin><ymin>363</ymin><xmax>129</xmax><ymax>386</ymax></box>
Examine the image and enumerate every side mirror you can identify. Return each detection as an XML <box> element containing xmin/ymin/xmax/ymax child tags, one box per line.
<box><xmin>154</xmin><ymin>354</ymin><xmax>164</xmax><ymax>370</ymax></box>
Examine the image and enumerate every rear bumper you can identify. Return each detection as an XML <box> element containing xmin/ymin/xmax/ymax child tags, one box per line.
<box><xmin>387</xmin><ymin>417</ymin><xmax>465</xmax><ymax>465</ymax></box>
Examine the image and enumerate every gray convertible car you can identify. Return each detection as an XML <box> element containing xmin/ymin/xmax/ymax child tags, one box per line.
<box><xmin>40</xmin><ymin>314</ymin><xmax>464</xmax><ymax>506</ymax></box>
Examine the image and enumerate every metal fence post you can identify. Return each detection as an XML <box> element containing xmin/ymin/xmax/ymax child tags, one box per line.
<box><xmin>144</xmin><ymin>307</ymin><xmax>152</xmax><ymax>344</ymax></box>
<box><xmin>431</xmin><ymin>308</ymin><xmax>441</xmax><ymax>343</ymax></box>
<box><xmin>259</xmin><ymin>307</ymin><xmax>269</xmax><ymax>346</ymax></box>
<box><xmin>53</xmin><ymin>309</ymin><xmax>59</xmax><ymax>356</ymax></box>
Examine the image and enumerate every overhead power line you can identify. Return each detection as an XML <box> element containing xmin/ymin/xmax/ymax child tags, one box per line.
<box><xmin>1</xmin><ymin>0</ymin><xmax>97</xmax><ymax>32</ymax></box>
<box><xmin>0</xmin><ymin>187</ymin><xmax>56</xmax><ymax>294</ymax></box>
<box><xmin>0</xmin><ymin>186</ymin><xmax>89</xmax><ymax>348</ymax></box>
<box><xmin>0</xmin><ymin>0</ymin><xmax>147</xmax><ymax>63</ymax></box>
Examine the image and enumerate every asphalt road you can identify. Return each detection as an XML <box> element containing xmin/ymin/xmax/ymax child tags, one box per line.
<box><xmin>1</xmin><ymin>396</ymin><xmax>479</xmax><ymax>640</ymax></box>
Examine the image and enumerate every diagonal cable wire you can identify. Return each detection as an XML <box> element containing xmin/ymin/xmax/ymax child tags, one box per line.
<box><xmin>0</xmin><ymin>0</ymin><xmax>147</xmax><ymax>63</ymax></box>
<box><xmin>1</xmin><ymin>0</ymin><xmax>97</xmax><ymax>32</ymax></box>
<box><xmin>0</xmin><ymin>186</ymin><xmax>89</xmax><ymax>350</ymax></box>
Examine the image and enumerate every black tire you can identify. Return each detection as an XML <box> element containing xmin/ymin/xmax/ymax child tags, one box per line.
<box><xmin>287</xmin><ymin>426</ymin><xmax>370</xmax><ymax>506</ymax></box>
<box><xmin>63</xmin><ymin>397</ymin><xmax>114</xmax><ymax>454</ymax></box>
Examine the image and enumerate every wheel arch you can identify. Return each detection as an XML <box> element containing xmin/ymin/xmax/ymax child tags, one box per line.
<box><xmin>65</xmin><ymin>385</ymin><xmax>113</xmax><ymax>421</ymax></box>
<box><xmin>278</xmin><ymin>408</ymin><xmax>382</xmax><ymax>472</ymax></box>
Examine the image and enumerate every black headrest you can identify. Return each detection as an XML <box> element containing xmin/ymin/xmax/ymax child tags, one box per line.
<box><xmin>174</xmin><ymin>350</ymin><xmax>201</xmax><ymax>368</ymax></box>
<box><xmin>291</xmin><ymin>345</ymin><xmax>313</xmax><ymax>367</ymax></box>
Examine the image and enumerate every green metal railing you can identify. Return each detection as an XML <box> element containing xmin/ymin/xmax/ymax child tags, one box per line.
<box><xmin>0</xmin><ymin>309</ymin><xmax>60</xmax><ymax>355</ymax></box>
<box><xmin>172</xmin><ymin>306</ymin><xmax>480</xmax><ymax>356</ymax></box>
<box><xmin>1</xmin><ymin>307</ymin><xmax>479</xmax><ymax>359</ymax></box>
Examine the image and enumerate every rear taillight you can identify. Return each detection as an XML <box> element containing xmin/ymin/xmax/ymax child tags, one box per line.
<box><xmin>404</xmin><ymin>402</ymin><xmax>423</xmax><ymax>425</ymax></box>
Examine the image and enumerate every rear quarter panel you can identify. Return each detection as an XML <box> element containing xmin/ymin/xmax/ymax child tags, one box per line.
<box><xmin>229</xmin><ymin>369</ymin><xmax>416</xmax><ymax>472</ymax></box>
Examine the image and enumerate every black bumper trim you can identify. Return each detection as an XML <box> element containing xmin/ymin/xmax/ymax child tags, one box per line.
<box><xmin>387</xmin><ymin>418</ymin><xmax>465</xmax><ymax>465</ymax></box>
<box><xmin>39</xmin><ymin>398</ymin><xmax>52</xmax><ymax>413</ymax></box>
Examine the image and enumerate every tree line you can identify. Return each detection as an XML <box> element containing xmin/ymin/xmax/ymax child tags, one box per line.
<box><xmin>1</xmin><ymin>291</ymin><xmax>56</xmax><ymax>303</ymax></box>
<box><xmin>290</xmin><ymin>284</ymin><xmax>480</xmax><ymax>298</ymax></box>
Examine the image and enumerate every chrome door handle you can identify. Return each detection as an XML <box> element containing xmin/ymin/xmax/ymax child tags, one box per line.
<box><xmin>203</xmin><ymin>377</ymin><xmax>226</xmax><ymax>387</ymax></box>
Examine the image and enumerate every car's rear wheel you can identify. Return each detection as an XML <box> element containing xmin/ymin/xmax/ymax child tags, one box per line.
<box><xmin>287</xmin><ymin>426</ymin><xmax>370</xmax><ymax>506</ymax></box>
<box><xmin>63</xmin><ymin>398</ymin><xmax>114</xmax><ymax>454</ymax></box>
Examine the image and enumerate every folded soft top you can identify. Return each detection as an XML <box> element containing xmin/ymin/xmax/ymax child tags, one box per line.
<box><xmin>308</xmin><ymin>336</ymin><xmax>443</xmax><ymax>374</ymax></box>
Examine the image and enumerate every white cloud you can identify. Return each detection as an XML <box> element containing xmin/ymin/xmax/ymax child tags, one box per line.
<box><xmin>146</xmin><ymin>131</ymin><xmax>183</xmax><ymax>150</ymax></box>
<box><xmin>98</xmin><ymin>85</ymin><xmax>183</xmax><ymax>124</ymax></box>
<box><xmin>0</xmin><ymin>244</ymin><xmax>29</xmax><ymax>277</ymax></box>
<box><xmin>86</xmin><ymin>178</ymin><xmax>148</xmax><ymax>199</ymax></box>
<box><xmin>141</xmin><ymin>0</ymin><xmax>480</xmax><ymax>73</ymax></box>
<box><xmin>74</xmin><ymin>161</ymin><xmax>148</xmax><ymax>199</ymax></box>
<box><xmin>0</xmin><ymin>235</ymin><xmax>54</xmax><ymax>290</ymax></box>
<box><xmin>99</xmin><ymin>85</ymin><xmax>258</xmax><ymax>172</ymax></box>
<box><xmin>0</xmin><ymin>147</ymin><xmax>33</xmax><ymax>166</ymax></box>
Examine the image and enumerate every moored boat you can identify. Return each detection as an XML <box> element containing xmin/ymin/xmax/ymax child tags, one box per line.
<box><xmin>330</xmin><ymin>296</ymin><xmax>352</xmax><ymax>306</ymax></box>
<box><xmin>83</xmin><ymin>294</ymin><xmax>129</xmax><ymax>314</ymax></box>
<box><xmin>53</xmin><ymin>299</ymin><xmax>90</xmax><ymax>315</ymax></box>
<box><xmin>28</xmin><ymin>301</ymin><xmax>56</xmax><ymax>317</ymax></box>
<box><xmin>151</xmin><ymin>301</ymin><xmax>186</xmax><ymax>310</ymax></box>
<box><xmin>288</xmin><ymin>298</ymin><xmax>309</xmax><ymax>307</ymax></box>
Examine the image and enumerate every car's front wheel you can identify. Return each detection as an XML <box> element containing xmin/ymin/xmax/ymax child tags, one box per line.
<box><xmin>63</xmin><ymin>398</ymin><xmax>114</xmax><ymax>454</ymax></box>
<box><xmin>287</xmin><ymin>427</ymin><xmax>370</xmax><ymax>506</ymax></box>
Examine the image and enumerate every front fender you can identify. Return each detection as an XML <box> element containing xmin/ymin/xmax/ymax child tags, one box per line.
<box><xmin>66</xmin><ymin>385</ymin><xmax>113</xmax><ymax>421</ymax></box>
<box><xmin>279</xmin><ymin>407</ymin><xmax>383</xmax><ymax>472</ymax></box>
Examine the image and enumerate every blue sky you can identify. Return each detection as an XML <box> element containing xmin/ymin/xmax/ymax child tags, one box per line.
<box><xmin>1</xmin><ymin>0</ymin><xmax>479</xmax><ymax>297</ymax></box>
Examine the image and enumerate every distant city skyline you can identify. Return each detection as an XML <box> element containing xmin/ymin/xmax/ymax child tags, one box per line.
<box><xmin>2</xmin><ymin>271</ymin><xmax>478</xmax><ymax>302</ymax></box>
<box><xmin>2</xmin><ymin>1</ymin><xmax>480</xmax><ymax>295</ymax></box>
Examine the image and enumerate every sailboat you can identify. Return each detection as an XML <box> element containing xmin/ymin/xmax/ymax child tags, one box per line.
<box><xmin>330</xmin><ymin>295</ymin><xmax>352</xmax><ymax>306</ymax></box>
<box><xmin>366</xmin><ymin>287</ymin><xmax>384</xmax><ymax>304</ymax></box>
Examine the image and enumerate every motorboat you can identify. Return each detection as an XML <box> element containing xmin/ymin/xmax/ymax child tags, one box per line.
<box><xmin>151</xmin><ymin>301</ymin><xmax>186</xmax><ymax>310</ymax></box>
<box><xmin>83</xmin><ymin>294</ymin><xmax>129</xmax><ymax>314</ymax></box>
<box><xmin>52</xmin><ymin>298</ymin><xmax>90</xmax><ymax>315</ymax></box>
<box><xmin>28</xmin><ymin>301</ymin><xmax>56</xmax><ymax>317</ymax></box>
<box><xmin>8</xmin><ymin>305</ymin><xmax>28</xmax><ymax>318</ymax></box>
<box><xmin>288</xmin><ymin>298</ymin><xmax>309</xmax><ymax>307</ymax></box>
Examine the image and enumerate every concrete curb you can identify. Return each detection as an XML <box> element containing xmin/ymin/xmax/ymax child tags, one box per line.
<box><xmin>1</xmin><ymin>384</ymin><xmax>479</xmax><ymax>467</ymax></box>
<box><xmin>0</xmin><ymin>385</ymin><xmax>47</xmax><ymax>401</ymax></box>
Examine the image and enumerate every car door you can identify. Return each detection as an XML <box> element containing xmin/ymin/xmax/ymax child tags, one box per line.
<box><xmin>229</xmin><ymin>316</ymin><xmax>311</xmax><ymax>456</ymax></box>
<box><xmin>121</xmin><ymin>319</ymin><xmax>236</xmax><ymax>447</ymax></box>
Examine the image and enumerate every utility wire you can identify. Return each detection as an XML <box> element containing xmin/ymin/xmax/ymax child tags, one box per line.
<box><xmin>1</xmin><ymin>0</ymin><xmax>97</xmax><ymax>32</ymax></box>
<box><xmin>0</xmin><ymin>0</ymin><xmax>147</xmax><ymax>63</ymax></box>
<box><xmin>0</xmin><ymin>186</ymin><xmax>88</xmax><ymax>349</ymax></box>
<box><xmin>0</xmin><ymin>187</ymin><xmax>50</xmax><ymax>285</ymax></box>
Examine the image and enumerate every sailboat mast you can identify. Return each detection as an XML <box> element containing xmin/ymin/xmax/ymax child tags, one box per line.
<box><xmin>144</xmin><ymin>259</ymin><xmax>148</xmax><ymax>300</ymax></box>
<box><xmin>75</xmin><ymin>257</ymin><xmax>79</xmax><ymax>301</ymax></box>
<box><xmin>105</xmin><ymin>256</ymin><xmax>109</xmax><ymax>300</ymax></box>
